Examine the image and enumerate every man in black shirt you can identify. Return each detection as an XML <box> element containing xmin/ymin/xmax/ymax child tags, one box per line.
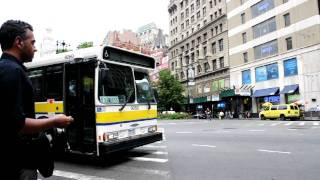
<box><xmin>0</xmin><ymin>20</ymin><xmax>73</xmax><ymax>179</ymax></box>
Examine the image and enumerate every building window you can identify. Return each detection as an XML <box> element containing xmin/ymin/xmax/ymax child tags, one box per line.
<box><xmin>283</xmin><ymin>58</ymin><xmax>298</xmax><ymax>77</ymax></box>
<box><xmin>251</xmin><ymin>0</ymin><xmax>275</xmax><ymax>18</ymax></box>
<box><xmin>212</xmin><ymin>59</ymin><xmax>217</xmax><ymax>70</ymax></box>
<box><xmin>171</xmin><ymin>62</ymin><xmax>175</xmax><ymax>71</ymax></box>
<box><xmin>255</xmin><ymin>63</ymin><xmax>278</xmax><ymax>82</ymax></box>
<box><xmin>196</xmin><ymin>0</ymin><xmax>200</xmax><ymax>8</ymax></box>
<box><xmin>284</xmin><ymin>13</ymin><xmax>291</xmax><ymax>27</ymax></box>
<box><xmin>197</xmin><ymin>65</ymin><xmax>202</xmax><ymax>74</ymax></box>
<box><xmin>209</xmin><ymin>1</ymin><xmax>213</xmax><ymax>8</ymax></box>
<box><xmin>286</xmin><ymin>37</ymin><xmax>293</xmax><ymax>50</ymax></box>
<box><xmin>197</xmin><ymin>11</ymin><xmax>201</xmax><ymax>19</ymax></box>
<box><xmin>219</xmin><ymin>23</ymin><xmax>223</xmax><ymax>32</ymax></box>
<box><xmin>215</xmin><ymin>26</ymin><xmax>218</xmax><ymax>34</ymax></box>
<box><xmin>203</xmin><ymin>33</ymin><xmax>207</xmax><ymax>41</ymax></box>
<box><xmin>241</xmin><ymin>13</ymin><xmax>246</xmax><ymax>24</ymax></box>
<box><xmin>210</xmin><ymin>14</ymin><xmax>213</xmax><ymax>21</ymax></box>
<box><xmin>219</xmin><ymin>9</ymin><xmax>222</xmax><ymax>16</ymax></box>
<box><xmin>203</xmin><ymin>7</ymin><xmax>206</xmax><ymax>16</ymax></box>
<box><xmin>219</xmin><ymin>57</ymin><xmax>224</xmax><ymax>68</ymax></box>
<box><xmin>212</xmin><ymin>42</ymin><xmax>216</xmax><ymax>54</ymax></box>
<box><xmin>204</xmin><ymin>62</ymin><xmax>210</xmax><ymax>72</ymax></box>
<box><xmin>254</xmin><ymin>40</ymin><xmax>278</xmax><ymax>59</ymax></box>
<box><xmin>243</xmin><ymin>52</ymin><xmax>248</xmax><ymax>63</ymax></box>
<box><xmin>242</xmin><ymin>70</ymin><xmax>251</xmax><ymax>85</ymax></box>
<box><xmin>214</xmin><ymin>0</ymin><xmax>217</xmax><ymax>5</ymax></box>
<box><xmin>242</xmin><ymin>32</ymin><xmax>247</xmax><ymax>43</ymax></box>
<box><xmin>253</xmin><ymin>17</ymin><xmax>276</xmax><ymax>39</ymax></box>
<box><xmin>191</xmin><ymin>4</ymin><xmax>194</xmax><ymax>12</ymax></box>
<box><xmin>186</xmin><ymin>8</ymin><xmax>189</xmax><ymax>17</ymax></box>
<box><xmin>191</xmin><ymin>15</ymin><xmax>195</xmax><ymax>23</ymax></box>
<box><xmin>218</xmin><ymin>39</ymin><xmax>224</xmax><ymax>51</ymax></box>
<box><xmin>215</xmin><ymin>12</ymin><xmax>218</xmax><ymax>18</ymax></box>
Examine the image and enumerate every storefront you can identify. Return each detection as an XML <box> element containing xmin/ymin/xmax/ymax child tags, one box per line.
<box><xmin>280</xmin><ymin>84</ymin><xmax>300</xmax><ymax>104</ymax></box>
<box><xmin>252</xmin><ymin>87</ymin><xmax>280</xmax><ymax>112</ymax></box>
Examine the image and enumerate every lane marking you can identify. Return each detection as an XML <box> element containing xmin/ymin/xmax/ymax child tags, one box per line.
<box><xmin>53</xmin><ymin>170</ymin><xmax>113</xmax><ymax>180</ymax></box>
<box><xmin>130</xmin><ymin>157</ymin><xmax>168</xmax><ymax>163</ymax></box>
<box><xmin>299</xmin><ymin>122</ymin><xmax>305</xmax><ymax>126</ymax></box>
<box><xmin>258</xmin><ymin>123</ymin><xmax>265</xmax><ymax>126</ymax></box>
<box><xmin>288</xmin><ymin>129</ymin><xmax>297</xmax><ymax>131</ymax></box>
<box><xmin>313</xmin><ymin>122</ymin><xmax>319</xmax><ymax>126</ymax></box>
<box><xmin>285</xmin><ymin>122</ymin><xmax>293</xmax><ymax>126</ymax></box>
<box><xmin>248</xmin><ymin>130</ymin><xmax>265</xmax><ymax>132</ymax></box>
<box><xmin>176</xmin><ymin>131</ymin><xmax>192</xmax><ymax>134</ymax></box>
<box><xmin>143</xmin><ymin>145</ymin><xmax>167</xmax><ymax>149</ymax></box>
<box><xmin>152</xmin><ymin>151</ymin><xmax>169</xmax><ymax>155</ymax></box>
<box><xmin>271</xmin><ymin>123</ymin><xmax>281</xmax><ymax>126</ymax></box>
<box><xmin>258</xmin><ymin>149</ymin><xmax>291</xmax><ymax>154</ymax></box>
<box><xmin>192</xmin><ymin>144</ymin><xmax>216</xmax><ymax>148</ymax></box>
<box><xmin>111</xmin><ymin>165</ymin><xmax>170</xmax><ymax>177</ymax></box>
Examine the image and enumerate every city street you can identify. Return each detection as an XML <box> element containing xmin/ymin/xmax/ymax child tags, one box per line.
<box><xmin>41</xmin><ymin>119</ymin><xmax>320</xmax><ymax>180</ymax></box>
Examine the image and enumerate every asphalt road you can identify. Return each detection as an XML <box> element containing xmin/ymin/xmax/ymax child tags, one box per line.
<box><xmin>39</xmin><ymin>119</ymin><xmax>320</xmax><ymax>180</ymax></box>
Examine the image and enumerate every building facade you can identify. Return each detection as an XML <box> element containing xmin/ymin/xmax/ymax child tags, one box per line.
<box><xmin>168</xmin><ymin>0</ymin><xmax>230</xmax><ymax>114</ymax></box>
<box><xmin>227</xmin><ymin>0</ymin><xmax>320</xmax><ymax>113</ymax></box>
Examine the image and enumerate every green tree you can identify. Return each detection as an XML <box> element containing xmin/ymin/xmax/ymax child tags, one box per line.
<box><xmin>77</xmin><ymin>41</ymin><xmax>93</xmax><ymax>49</ymax></box>
<box><xmin>156</xmin><ymin>69</ymin><xmax>185</xmax><ymax>111</ymax></box>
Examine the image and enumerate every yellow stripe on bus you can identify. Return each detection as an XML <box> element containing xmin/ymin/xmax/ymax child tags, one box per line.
<box><xmin>35</xmin><ymin>102</ymin><xmax>64</xmax><ymax>113</ymax></box>
<box><xmin>96</xmin><ymin>109</ymin><xmax>157</xmax><ymax>124</ymax></box>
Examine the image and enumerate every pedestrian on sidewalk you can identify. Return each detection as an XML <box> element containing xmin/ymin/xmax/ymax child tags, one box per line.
<box><xmin>219</xmin><ymin>110</ymin><xmax>224</xmax><ymax>120</ymax></box>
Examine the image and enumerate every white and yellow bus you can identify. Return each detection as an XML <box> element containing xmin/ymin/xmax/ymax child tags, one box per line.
<box><xmin>25</xmin><ymin>45</ymin><xmax>162</xmax><ymax>157</ymax></box>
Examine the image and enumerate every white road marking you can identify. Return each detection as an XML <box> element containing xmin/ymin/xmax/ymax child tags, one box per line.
<box><xmin>258</xmin><ymin>123</ymin><xmax>265</xmax><ymax>126</ymax></box>
<box><xmin>53</xmin><ymin>170</ymin><xmax>113</xmax><ymax>180</ymax></box>
<box><xmin>288</xmin><ymin>129</ymin><xmax>297</xmax><ymax>131</ymax></box>
<box><xmin>271</xmin><ymin>123</ymin><xmax>281</xmax><ymax>126</ymax></box>
<box><xmin>143</xmin><ymin>145</ymin><xmax>167</xmax><ymax>149</ymax></box>
<box><xmin>258</xmin><ymin>149</ymin><xmax>291</xmax><ymax>154</ymax></box>
<box><xmin>285</xmin><ymin>122</ymin><xmax>293</xmax><ymax>126</ymax></box>
<box><xmin>152</xmin><ymin>151</ymin><xmax>169</xmax><ymax>155</ymax></box>
<box><xmin>130</xmin><ymin>157</ymin><xmax>168</xmax><ymax>163</ymax></box>
<box><xmin>299</xmin><ymin>122</ymin><xmax>305</xmax><ymax>126</ymax></box>
<box><xmin>168</xmin><ymin>123</ymin><xmax>177</xmax><ymax>125</ymax></box>
<box><xmin>176</xmin><ymin>131</ymin><xmax>193</xmax><ymax>134</ymax></box>
<box><xmin>313</xmin><ymin>122</ymin><xmax>319</xmax><ymax>126</ymax></box>
<box><xmin>248</xmin><ymin>130</ymin><xmax>265</xmax><ymax>132</ymax></box>
<box><xmin>192</xmin><ymin>144</ymin><xmax>216</xmax><ymax>148</ymax></box>
<box><xmin>111</xmin><ymin>165</ymin><xmax>170</xmax><ymax>177</ymax></box>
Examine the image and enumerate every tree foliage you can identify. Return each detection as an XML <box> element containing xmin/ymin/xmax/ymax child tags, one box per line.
<box><xmin>77</xmin><ymin>41</ymin><xmax>93</xmax><ymax>49</ymax></box>
<box><xmin>156</xmin><ymin>69</ymin><xmax>185</xmax><ymax>111</ymax></box>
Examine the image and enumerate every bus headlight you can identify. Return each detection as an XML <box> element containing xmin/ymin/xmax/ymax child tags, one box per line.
<box><xmin>148</xmin><ymin>125</ymin><xmax>157</xmax><ymax>133</ymax></box>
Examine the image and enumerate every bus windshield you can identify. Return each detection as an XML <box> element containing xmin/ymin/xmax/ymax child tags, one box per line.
<box><xmin>98</xmin><ymin>63</ymin><xmax>135</xmax><ymax>104</ymax></box>
<box><xmin>134</xmin><ymin>71</ymin><xmax>156</xmax><ymax>103</ymax></box>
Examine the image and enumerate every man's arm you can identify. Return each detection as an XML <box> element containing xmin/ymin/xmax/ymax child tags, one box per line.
<box><xmin>20</xmin><ymin>114</ymin><xmax>73</xmax><ymax>134</ymax></box>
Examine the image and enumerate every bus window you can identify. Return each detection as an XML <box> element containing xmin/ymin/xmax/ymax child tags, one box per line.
<box><xmin>98</xmin><ymin>63</ymin><xmax>135</xmax><ymax>104</ymax></box>
<box><xmin>28</xmin><ymin>69</ymin><xmax>45</xmax><ymax>101</ymax></box>
<box><xmin>46</xmin><ymin>65</ymin><xmax>63</xmax><ymax>100</ymax></box>
<box><xmin>134</xmin><ymin>71</ymin><xmax>155</xmax><ymax>103</ymax></box>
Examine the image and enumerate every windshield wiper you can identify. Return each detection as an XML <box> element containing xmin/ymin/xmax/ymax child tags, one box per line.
<box><xmin>119</xmin><ymin>90</ymin><xmax>133</xmax><ymax>111</ymax></box>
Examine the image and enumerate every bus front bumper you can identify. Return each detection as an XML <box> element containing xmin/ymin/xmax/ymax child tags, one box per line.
<box><xmin>99</xmin><ymin>132</ymin><xmax>163</xmax><ymax>155</ymax></box>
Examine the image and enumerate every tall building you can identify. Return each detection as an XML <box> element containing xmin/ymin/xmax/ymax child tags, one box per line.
<box><xmin>168</xmin><ymin>0</ymin><xmax>230</xmax><ymax>113</ymax></box>
<box><xmin>227</xmin><ymin>0</ymin><xmax>320</xmax><ymax>113</ymax></box>
<box><xmin>103</xmin><ymin>30</ymin><xmax>141</xmax><ymax>51</ymax></box>
<box><xmin>137</xmin><ymin>23</ymin><xmax>168</xmax><ymax>49</ymax></box>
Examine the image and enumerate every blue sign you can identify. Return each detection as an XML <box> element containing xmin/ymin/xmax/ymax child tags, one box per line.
<box><xmin>264</xmin><ymin>95</ymin><xmax>280</xmax><ymax>103</ymax></box>
<box><xmin>267</xmin><ymin>63</ymin><xmax>278</xmax><ymax>80</ymax></box>
<box><xmin>255</xmin><ymin>66</ymin><xmax>267</xmax><ymax>82</ymax></box>
<box><xmin>217</xmin><ymin>102</ymin><xmax>226</xmax><ymax>109</ymax></box>
<box><xmin>284</xmin><ymin>58</ymin><xmax>298</xmax><ymax>77</ymax></box>
<box><xmin>242</xmin><ymin>70</ymin><xmax>251</xmax><ymax>85</ymax></box>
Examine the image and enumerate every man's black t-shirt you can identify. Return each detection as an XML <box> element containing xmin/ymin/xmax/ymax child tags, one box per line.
<box><xmin>0</xmin><ymin>53</ymin><xmax>35</xmax><ymax>176</ymax></box>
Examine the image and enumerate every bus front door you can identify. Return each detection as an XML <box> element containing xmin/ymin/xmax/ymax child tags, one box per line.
<box><xmin>64</xmin><ymin>62</ymin><xmax>96</xmax><ymax>153</ymax></box>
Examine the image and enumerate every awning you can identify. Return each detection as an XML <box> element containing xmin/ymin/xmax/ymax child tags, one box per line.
<box><xmin>220</xmin><ymin>89</ymin><xmax>235</xmax><ymax>98</ymax></box>
<box><xmin>252</xmin><ymin>87</ymin><xmax>279</xmax><ymax>97</ymax></box>
<box><xmin>280</xmin><ymin>84</ymin><xmax>299</xmax><ymax>94</ymax></box>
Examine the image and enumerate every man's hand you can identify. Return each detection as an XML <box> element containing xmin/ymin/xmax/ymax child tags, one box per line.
<box><xmin>52</xmin><ymin>114</ymin><xmax>74</xmax><ymax>128</ymax></box>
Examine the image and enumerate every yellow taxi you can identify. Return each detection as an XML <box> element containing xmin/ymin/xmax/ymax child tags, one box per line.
<box><xmin>259</xmin><ymin>104</ymin><xmax>301</xmax><ymax>120</ymax></box>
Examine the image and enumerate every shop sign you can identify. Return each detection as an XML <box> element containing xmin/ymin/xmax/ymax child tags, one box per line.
<box><xmin>235</xmin><ymin>88</ymin><xmax>251</xmax><ymax>96</ymax></box>
<box><xmin>288</xmin><ymin>94</ymin><xmax>300</xmax><ymax>103</ymax></box>
<box><xmin>212</xmin><ymin>94</ymin><xmax>220</xmax><ymax>101</ymax></box>
<box><xmin>264</xmin><ymin>95</ymin><xmax>280</xmax><ymax>103</ymax></box>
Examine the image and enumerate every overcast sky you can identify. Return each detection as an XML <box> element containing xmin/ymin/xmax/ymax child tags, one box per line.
<box><xmin>0</xmin><ymin>0</ymin><xmax>169</xmax><ymax>49</ymax></box>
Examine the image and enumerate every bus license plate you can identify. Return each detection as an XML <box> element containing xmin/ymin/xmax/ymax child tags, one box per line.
<box><xmin>129</xmin><ymin>129</ymin><xmax>135</xmax><ymax>136</ymax></box>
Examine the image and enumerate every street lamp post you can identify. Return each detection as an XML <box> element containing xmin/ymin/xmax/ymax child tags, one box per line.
<box><xmin>187</xmin><ymin>65</ymin><xmax>195</xmax><ymax>113</ymax></box>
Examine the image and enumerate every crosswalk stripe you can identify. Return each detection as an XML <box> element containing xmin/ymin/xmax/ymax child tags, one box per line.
<box><xmin>271</xmin><ymin>123</ymin><xmax>281</xmax><ymax>126</ymax></box>
<box><xmin>130</xmin><ymin>157</ymin><xmax>168</xmax><ymax>163</ymax></box>
<box><xmin>313</xmin><ymin>122</ymin><xmax>319</xmax><ymax>126</ymax></box>
<box><xmin>285</xmin><ymin>122</ymin><xmax>293</xmax><ymax>126</ymax></box>
<box><xmin>52</xmin><ymin>170</ymin><xmax>113</xmax><ymax>180</ymax></box>
<box><xmin>143</xmin><ymin>145</ymin><xmax>167</xmax><ymax>149</ymax></box>
<box><xmin>152</xmin><ymin>151</ymin><xmax>169</xmax><ymax>155</ymax></box>
<box><xmin>299</xmin><ymin>122</ymin><xmax>305</xmax><ymax>126</ymax></box>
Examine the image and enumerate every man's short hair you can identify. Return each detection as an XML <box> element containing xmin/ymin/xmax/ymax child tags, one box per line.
<box><xmin>0</xmin><ymin>20</ymin><xmax>33</xmax><ymax>51</ymax></box>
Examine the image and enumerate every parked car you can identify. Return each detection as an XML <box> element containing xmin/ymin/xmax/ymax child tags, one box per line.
<box><xmin>259</xmin><ymin>104</ymin><xmax>301</xmax><ymax>120</ymax></box>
